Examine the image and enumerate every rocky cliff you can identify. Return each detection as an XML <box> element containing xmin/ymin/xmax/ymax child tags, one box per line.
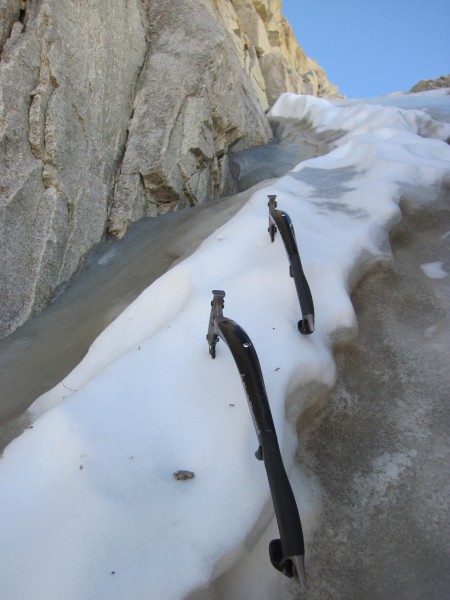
<box><xmin>0</xmin><ymin>0</ymin><xmax>339</xmax><ymax>338</ymax></box>
<box><xmin>409</xmin><ymin>74</ymin><xmax>450</xmax><ymax>93</ymax></box>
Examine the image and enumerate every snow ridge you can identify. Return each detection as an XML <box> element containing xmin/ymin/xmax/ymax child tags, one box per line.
<box><xmin>1</xmin><ymin>89</ymin><xmax>449</xmax><ymax>600</ymax></box>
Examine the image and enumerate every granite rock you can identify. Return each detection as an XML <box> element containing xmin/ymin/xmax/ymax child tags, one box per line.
<box><xmin>0</xmin><ymin>0</ymin><xmax>148</xmax><ymax>336</ymax></box>
<box><xmin>409</xmin><ymin>74</ymin><xmax>450</xmax><ymax>93</ymax></box>
<box><xmin>0</xmin><ymin>0</ymin><xmax>339</xmax><ymax>336</ymax></box>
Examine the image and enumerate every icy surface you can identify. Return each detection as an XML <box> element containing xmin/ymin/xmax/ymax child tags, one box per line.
<box><xmin>0</xmin><ymin>90</ymin><xmax>450</xmax><ymax>599</ymax></box>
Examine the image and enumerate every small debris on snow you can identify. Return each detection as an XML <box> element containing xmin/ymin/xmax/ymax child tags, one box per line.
<box><xmin>173</xmin><ymin>470</ymin><xmax>195</xmax><ymax>481</ymax></box>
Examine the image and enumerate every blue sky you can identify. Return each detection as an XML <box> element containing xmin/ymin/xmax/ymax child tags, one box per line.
<box><xmin>281</xmin><ymin>0</ymin><xmax>449</xmax><ymax>98</ymax></box>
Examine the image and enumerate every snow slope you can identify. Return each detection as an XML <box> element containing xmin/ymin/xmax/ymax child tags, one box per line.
<box><xmin>0</xmin><ymin>90</ymin><xmax>449</xmax><ymax>600</ymax></box>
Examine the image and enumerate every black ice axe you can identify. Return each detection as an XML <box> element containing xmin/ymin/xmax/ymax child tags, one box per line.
<box><xmin>206</xmin><ymin>290</ymin><xmax>306</xmax><ymax>587</ymax></box>
<box><xmin>268</xmin><ymin>195</ymin><xmax>314</xmax><ymax>334</ymax></box>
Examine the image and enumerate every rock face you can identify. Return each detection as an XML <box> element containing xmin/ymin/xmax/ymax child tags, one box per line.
<box><xmin>0</xmin><ymin>0</ymin><xmax>339</xmax><ymax>338</ymax></box>
<box><xmin>212</xmin><ymin>0</ymin><xmax>340</xmax><ymax>107</ymax></box>
<box><xmin>1</xmin><ymin>0</ymin><xmax>149</xmax><ymax>337</ymax></box>
<box><xmin>409</xmin><ymin>74</ymin><xmax>450</xmax><ymax>93</ymax></box>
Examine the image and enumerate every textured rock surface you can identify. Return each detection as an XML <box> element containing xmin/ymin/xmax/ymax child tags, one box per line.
<box><xmin>0</xmin><ymin>0</ymin><xmax>148</xmax><ymax>337</ymax></box>
<box><xmin>0</xmin><ymin>0</ymin><xmax>20</xmax><ymax>57</ymax></box>
<box><xmin>107</xmin><ymin>0</ymin><xmax>272</xmax><ymax>236</ymax></box>
<box><xmin>0</xmin><ymin>0</ymin><xmax>339</xmax><ymax>337</ymax></box>
<box><xmin>409</xmin><ymin>74</ymin><xmax>450</xmax><ymax>93</ymax></box>
<box><xmin>213</xmin><ymin>0</ymin><xmax>340</xmax><ymax>107</ymax></box>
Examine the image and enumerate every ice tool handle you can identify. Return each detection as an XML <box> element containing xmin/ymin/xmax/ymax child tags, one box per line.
<box><xmin>268</xmin><ymin>195</ymin><xmax>314</xmax><ymax>335</ymax></box>
<box><xmin>206</xmin><ymin>290</ymin><xmax>306</xmax><ymax>587</ymax></box>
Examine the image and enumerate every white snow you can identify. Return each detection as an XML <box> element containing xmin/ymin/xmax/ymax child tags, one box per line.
<box><xmin>420</xmin><ymin>261</ymin><xmax>448</xmax><ymax>279</ymax></box>
<box><xmin>1</xmin><ymin>89</ymin><xmax>450</xmax><ymax>600</ymax></box>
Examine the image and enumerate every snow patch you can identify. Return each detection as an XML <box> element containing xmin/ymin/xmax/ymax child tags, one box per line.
<box><xmin>420</xmin><ymin>261</ymin><xmax>448</xmax><ymax>279</ymax></box>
